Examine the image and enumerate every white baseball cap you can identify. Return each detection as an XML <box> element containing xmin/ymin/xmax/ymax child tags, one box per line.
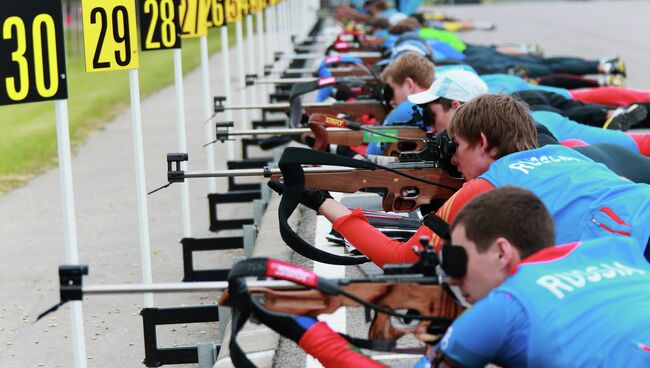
<box><xmin>407</xmin><ymin>69</ymin><xmax>488</xmax><ymax>105</ymax></box>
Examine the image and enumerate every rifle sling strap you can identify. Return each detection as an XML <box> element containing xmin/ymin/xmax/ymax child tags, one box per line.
<box><xmin>422</xmin><ymin>213</ymin><xmax>451</xmax><ymax>242</ymax></box>
<box><xmin>278</xmin><ymin>147</ymin><xmax>373</xmax><ymax>265</ymax></box>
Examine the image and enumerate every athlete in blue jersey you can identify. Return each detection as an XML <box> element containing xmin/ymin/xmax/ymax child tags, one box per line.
<box><xmin>478</xmin><ymin>141</ymin><xmax>650</xmax><ymax>258</ymax></box>
<box><xmin>408</xmin><ymin>70</ymin><xmax>650</xmax><ymax>155</ymax></box>
<box><xmin>435</xmin><ymin>186</ymin><xmax>650</xmax><ymax>367</ymax></box>
<box><xmin>367</xmin><ymin>53</ymin><xmax>433</xmax><ymax>155</ymax></box>
<box><xmin>266</xmin><ymin>187</ymin><xmax>650</xmax><ymax>367</ymax></box>
<box><xmin>446</xmin><ymin>94</ymin><xmax>650</xmax><ymax>259</ymax></box>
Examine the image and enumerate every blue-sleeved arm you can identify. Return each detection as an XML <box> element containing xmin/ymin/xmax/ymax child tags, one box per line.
<box><xmin>438</xmin><ymin>291</ymin><xmax>529</xmax><ymax>368</ymax></box>
<box><xmin>531</xmin><ymin>111</ymin><xmax>639</xmax><ymax>153</ymax></box>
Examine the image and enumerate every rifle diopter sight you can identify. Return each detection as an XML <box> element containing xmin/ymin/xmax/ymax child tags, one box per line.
<box><xmin>395</xmin><ymin>132</ymin><xmax>458</xmax><ymax>175</ymax></box>
<box><xmin>383</xmin><ymin>236</ymin><xmax>439</xmax><ymax>277</ymax></box>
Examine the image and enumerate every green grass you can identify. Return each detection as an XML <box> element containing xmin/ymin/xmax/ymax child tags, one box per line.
<box><xmin>0</xmin><ymin>24</ymin><xmax>239</xmax><ymax>193</ymax></box>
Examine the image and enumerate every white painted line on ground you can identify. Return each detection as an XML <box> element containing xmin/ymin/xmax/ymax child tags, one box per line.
<box><xmin>306</xmin><ymin>193</ymin><xmax>346</xmax><ymax>368</ymax></box>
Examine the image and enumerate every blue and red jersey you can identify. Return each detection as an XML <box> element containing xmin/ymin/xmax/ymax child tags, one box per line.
<box><xmin>480</xmin><ymin>144</ymin><xmax>650</xmax><ymax>259</ymax></box>
<box><xmin>441</xmin><ymin>237</ymin><xmax>650</xmax><ymax>367</ymax></box>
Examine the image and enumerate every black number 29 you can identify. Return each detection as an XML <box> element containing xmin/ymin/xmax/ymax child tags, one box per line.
<box><xmin>90</xmin><ymin>5</ymin><xmax>131</xmax><ymax>69</ymax></box>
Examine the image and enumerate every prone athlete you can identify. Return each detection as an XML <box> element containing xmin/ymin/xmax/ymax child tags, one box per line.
<box><xmin>272</xmin><ymin>93</ymin><xmax>650</xmax><ymax>269</ymax></box>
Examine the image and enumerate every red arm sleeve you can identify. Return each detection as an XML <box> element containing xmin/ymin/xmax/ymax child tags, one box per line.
<box><xmin>298</xmin><ymin>322</ymin><xmax>386</xmax><ymax>368</ymax></box>
<box><xmin>332</xmin><ymin>179</ymin><xmax>494</xmax><ymax>268</ymax></box>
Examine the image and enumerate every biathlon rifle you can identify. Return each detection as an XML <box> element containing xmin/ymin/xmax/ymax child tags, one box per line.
<box><xmin>214</xmin><ymin>73</ymin><xmax>391</xmax><ymax>127</ymax></box>
<box><xmin>156</xmin><ymin>135</ymin><xmax>462</xmax><ymax>264</ymax></box>
<box><xmin>207</xmin><ymin>113</ymin><xmax>426</xmax><ymax>155</ymax></box>
<box><xmin>212</xmin><ymin>98</ymin><xmax>389</xmax><ymax>127</ymax></box>
<box><xmin>159</xmin><ymin>132</ymin><xmax>462</xmax><ymax>214</ymax></box>
<box><xmin>222</xmin><ymin>237</ymin><xmax>465</xmax><ymax>368</ymax></box>
<box><xmin>35</xmin><ymin>239</ymin><xmax>468</xmax><ymax>368</ymax></box>
<box><xmin>306</xmin><ymin>113</ymin><xmax>426</xmax><ymax>155</ymax></box>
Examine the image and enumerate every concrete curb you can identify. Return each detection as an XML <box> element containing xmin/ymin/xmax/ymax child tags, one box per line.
<box><xmin>214</xmin><ymin>193</ymin><xmax>300</xmax><ymax>368</ymax></box>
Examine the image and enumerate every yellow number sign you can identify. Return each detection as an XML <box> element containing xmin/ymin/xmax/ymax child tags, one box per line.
<box><xmin>206</xmin><ymin>0</ymin><xmax>226</xmax><ymax>28</ymax></box>
<box><xmin>0</xmin><ymin>1</ymin><xmax>67</xmax><ymax>104</ymax></box>
<box><xmin>179</xmin><ymin>0</ymin><xmax>208</xmax><ymax>38</ymax></box>
<box><xmin>140</xmin><ymin>0</ymin><xmax>181</xmax><ymax>50</ymax></box>
<box><xmin>226</xmin><ymin>0</ymin><xmax>241</xmax><ymax>23</ymax></box>
<box><xmin>81</xmin><ymin>0</ymin><xmax>140</xmax><ymax>72</ymax></box>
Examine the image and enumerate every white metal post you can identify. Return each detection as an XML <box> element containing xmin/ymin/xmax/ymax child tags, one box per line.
<box><xmin>275</xmin><ymin>3</ymin><xmax>284</xmax><ymax>71</ymax></box>
<box><xmin>221</xmin><ymin>26</ymin><xmax>235</xmax><ymax>161</ymax></box>
<box><xmin>255</xmin><ymin>10</ymin><xmax>267</xmax><ymax>104</ymax></box>
<box><xmin>128</xmin><ymin>69</ymin><xmax>154</xmax><ymax>307</ymax></box>
<box><xmin>264</xmin><ymin>5</ymin><xmax>276</xmax><ymax>98</ymax></box>
<box><xmin>290</xmin><ymin>0</ymin><xmax>297</xmax><ymax>43</ymax></box>
<box><xmin>172</xmin><ymin>49</ymin><xmax>192</xmax><ymax>237</ymax></box>
<box><xmin>282</xmin><ymin>1</ymin><xmax>290</xmax><ymax>49</ymax></box>
<box><xmin>267</xmin><ymin>5</ymin><xmax>277</xmax><ymax>68</ymax></box>
<box><xmin>245</xmin><ymin>14</ymin><xmax>258</xmax><ymax>121</ymax></box>
<box><xmin>235</xmin><ymin>20</ymin><xmax>248</xmax><ymax>133</ymax></box>
<box><xmin>54</xmin><ymin>100</ymin><xmax>87</xmax><ymax>368</ymax></box>
<box><xmin>200</xmin><ymin>36</ymin><xmax>217</xmax><ymax>193</ymax></box>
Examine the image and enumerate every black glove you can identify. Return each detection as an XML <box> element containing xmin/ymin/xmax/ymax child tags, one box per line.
<box><xmin>335</xmin><ymin>145</ymin><xmax>360</xmax><ymax>158</ymax></box>
<box><xmin>268</xmin><ymin>181</ymin><xmax>332</xmax><ymax>212</ymax></box>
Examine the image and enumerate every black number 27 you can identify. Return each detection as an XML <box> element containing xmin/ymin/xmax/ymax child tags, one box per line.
<box><xmin>91</xmin><ymin>5</ymin><xmax>131</xmax><ymax>69</ymax></box>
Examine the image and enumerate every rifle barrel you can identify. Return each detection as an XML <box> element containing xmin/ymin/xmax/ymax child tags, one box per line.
<box><xmin>281</xmin><ymin>52</ymin><xmax>383</xmax><ymax>60</ymax></box>
<box><xmin>82</xmin><ymin>280</ymin><xmax>299</xmax><ymax>296</ymax></box>
<box><xmin>255</xmin><ymin>78</ymin><xmax>318</xmax><ymax>84</ymax></box>
<box><xmin>220</xmin><ymin>101</ymin><xmax>338</xmax><ymax>111</ymax></box>
<box><xmin>182</xmin><ymin>166</ymin><xmax>354</xmax><ymax>179</ymax></box>
<box><xmin>222</xmin><ymin>127</ymin><xmax>350</xmax><ymax>136</ymax></box>
<box><xmin>278</xmin><ymin>68</ymin><xmax>315</xmax><ymax>74</ymax></box>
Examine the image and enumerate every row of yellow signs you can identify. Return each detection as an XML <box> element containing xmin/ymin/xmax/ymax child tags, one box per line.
<box><xmin>0</xmin><ymin>0</ymin><xmax>284</xmax><ymax>105</ymax></box>
<box><xmin>85</xmin><ymin>0</ymin><xmax>280</xmax><ymax>72</ymax></box>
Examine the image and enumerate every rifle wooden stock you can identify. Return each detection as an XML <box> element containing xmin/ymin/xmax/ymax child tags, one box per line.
<box><xmin>308</xmin><ymin>117</ymin><xmax>426</xmax><ymax>154</ymax></box>
<box><xmin>271</xmin><ymin>167</ymin><xmax>463</xmax><ymax>212</ymax></box>
<box><xmin>304</xmin><ymin>102</ymin><xmax>388</xmax><ymax>121</ymax></box>
<box><xmin>313</xmin><ymin>68</ymin><xmax>376</xmax><ymax>78</ymax></box>
<box><xmin>236</xmin><ymin>283</ymin><xmax>463</xmax><ymax>341</ymax></box>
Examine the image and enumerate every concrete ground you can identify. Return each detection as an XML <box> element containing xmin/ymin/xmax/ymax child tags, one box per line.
<box><xmin>1</xmin><ymin>1</ymin><xmax>650</xmax><ymax>367</ymax></box>
<box><xmin>0</xmin><ymin>29</ymin><xmax>265</xmax><ymax>367</ymax></box>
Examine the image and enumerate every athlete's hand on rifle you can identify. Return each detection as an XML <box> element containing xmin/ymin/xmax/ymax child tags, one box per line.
<box><xmin>268</xmin><ymin>181</ymin><xmax>333</xmax><ymax>212</ymax></box>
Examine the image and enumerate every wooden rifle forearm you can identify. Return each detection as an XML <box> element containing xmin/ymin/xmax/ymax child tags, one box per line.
<box><xmin>243</xmin><ymin>283</ymin><xmax>463</xmax><ymax>341</ymax></box>
<box><xmin>272</xmin><ymin>167</ymin><xmax>463</xmax><ymax>212</ymax></box>
<box><xmin>304</xmin><ymin>102</ymin><xmax>388</xmax><ymax>121</ymax></box>
<box><xmin>308</xmin><ymin>122</ymin><xmax>426</xmax><ymax>153</ymax></box>
<box><xmin>318</xmin><ymin>68</ymin><xmax>377</xmax><ymax>78</ymax></box>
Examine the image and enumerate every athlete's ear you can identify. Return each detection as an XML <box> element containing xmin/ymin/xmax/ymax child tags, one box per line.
<box><xmin>479</xmin><ymin>132</ymin><xmax>490</xmax><ymax>152</ymax></box>
<box><xmin>451</xmin><ymin>100</ymin><xmax>462</xmax><ymax>110</ymax></box>
<box><xmin>494</xmin><ymin>237</ymin><xmax>516</xmax><ymax>271</ymax></box>
<box><xmin>480</xmin><ymin>132</ymin><xmax>499</xmax><ymax>159</ymax></box>
<box><xmin>404</xmin><ymin>77</ymin><xmax>416</xmax><ymax>92</ymax></box>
